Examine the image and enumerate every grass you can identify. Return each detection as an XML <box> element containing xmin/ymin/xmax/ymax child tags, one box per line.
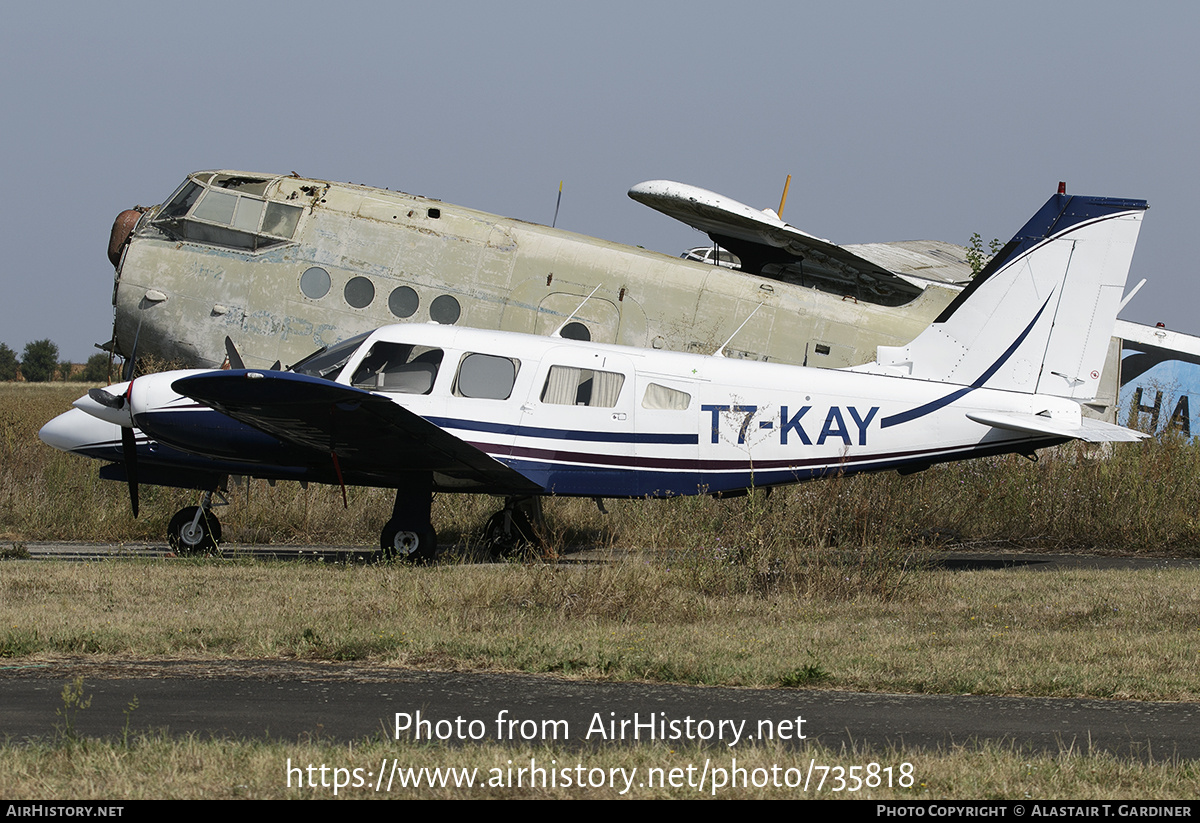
<box><xmin>3</xmin><ymin>560</ymin><xmax>1198</xmax><ymax>701</ymax></box>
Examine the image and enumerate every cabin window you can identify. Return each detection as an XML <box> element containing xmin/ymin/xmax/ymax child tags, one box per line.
<box><xmin>262</xmin><ymin>202</ymin><xmax>302</xmax><ymax>237</ymax></box>
<box><xmin>300</xmin><ymin>267</ymin><xmax>331</xmax><ymax>299</ymax></box>
<box><xmin>389</xmin><ymin>286</ymin><xmax>419</xmax><ymax>318</ymax></box>
<box><xmin>541</xmin><ymin>366</ymin><xmax>625</xmax><ymax>407</ymax></box>
<box><xmin>290</xmin><ymin>331</ymin><xmax>373</xmax><ymax>380</ymax></box>
<box><xmin>344</xmin><ymin>276</ymin><xmax>375</xmax><ymax>309</ymax></box>
<box><xmin>350</xmin><ymin>344</ymin><xmax>443</xmax><ymax>394</ymax></box>
<box><xmin>159</xmin><ymin>181</ymin><xmax>202</xmax><ymax>220</ymax></box>
<box><xmin>430</xmin><ymin>294</ymin><xmax>461</xmax><ymax>325</ymax></box>
<box><xmin>454</xmin><ymin>353</ymin><xmax>519</xmax><ymax>400</ymax></box>
<box><xmin>560</xmin><ymin>321</ymin><xmax>590</xmax><ymax>341</ymax></box>
<box><xmin>642</xmin><ymin>383</ymin><xmax>691</xmax><ymax>410</ymax></box>
<box><xmin>193</xmin><ymin>190</ymin><xmax>238</xmax><ymax>225</ymax></box>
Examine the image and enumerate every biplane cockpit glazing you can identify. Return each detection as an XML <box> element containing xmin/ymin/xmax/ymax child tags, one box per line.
<box><xmin>152</xmin><ymin>172</ymin><xmax>304</xmax><ymax>252</ymax></box>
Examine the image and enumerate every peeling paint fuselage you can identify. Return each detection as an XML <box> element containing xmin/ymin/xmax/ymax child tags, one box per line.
<box><xmin>111</xmin><ymin>171</ymin><xmax>957</xmax><ymax>372</ymax></box>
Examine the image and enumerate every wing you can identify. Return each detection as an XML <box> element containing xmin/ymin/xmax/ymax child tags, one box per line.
<box><xmin>629</xmin><ymin>180</ymin><xmax>971</xmax><ymax>303</ymax></box>
<box><xmin>629</xmin><ymin>179</ymin><xmax>842</xmax><ymax>258</ymax></box>
<box><xmin>171</xmin><ymin>370</ymin><xmax>544</xmax><ymax>493</ymax></box>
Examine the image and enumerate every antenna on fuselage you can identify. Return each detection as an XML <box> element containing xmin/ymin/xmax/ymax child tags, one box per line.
<box><xmin>777</xmin><ymin>174</ymin><xmax>792</xmax><ymax>220</ymax></box>
<box><xmin>713</xmin><ymin>303</ymin><xmax>764</xmax><ymax>358</ymax></box>
<box><xmin>552</xmin><ymin>180</ymin><xmax>563</xmax><ymax>228</ymax></box>
<box><xmin>551</xmin><ymin>284</ymin><xmax>602</xmax><ymax>338</ymax></box>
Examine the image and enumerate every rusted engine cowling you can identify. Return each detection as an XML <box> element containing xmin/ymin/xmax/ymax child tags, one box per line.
<box><xmin>108</xmin><ymin>209</ymin><xmax>143</xmax><ymax>267</ymax></box>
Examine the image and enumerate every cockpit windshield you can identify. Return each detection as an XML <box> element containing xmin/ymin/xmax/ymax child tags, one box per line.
<box><xmin>152</xmin><ymin>173</ymin><xmax>303</xmax><ymax>252</ymax></box>
<box><xmin>289</xmin><ymin>332</ymin><xmax>373</xmax><ymax>381</ymax></box>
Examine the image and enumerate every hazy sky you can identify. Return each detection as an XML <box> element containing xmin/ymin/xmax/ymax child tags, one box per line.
<box><xmin>2</xmin><ymin>1</ymin><xmax>1196</xmax><ymax>360</ymax></box>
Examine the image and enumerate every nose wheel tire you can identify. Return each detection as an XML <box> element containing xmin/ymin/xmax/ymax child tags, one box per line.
<box><xmin>167</xmin><ymin>506</ymin><xmax>221</xmax><ymax>555</ymax></box>
<box><xmin>380</xmin><ymin>520</ymin><xmax>436</xmax><ymax>563</ymax></box>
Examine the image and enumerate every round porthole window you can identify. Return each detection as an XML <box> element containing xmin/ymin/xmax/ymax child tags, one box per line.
<box><xmin>389</xmin><ymin>286</ymin><xmax>419</xmax><ymax>318</ymax></box>
<box><xmin>430</xmin><ymin>294</ymin><xmax>461</xmax><ymax>325</ymax></box>
<box><xmin>300</xmin><ymin>267</ymin><xmax>331</xmax><ymax>299</ymax></box>
<box><xmin>560</xmin><ymin>321</ymin><xmax>591</xmax><ymax>341</ymax></box>
<box><xmin>344</xmin><ymin>276</ymin><xmax>375</xmax><ymax>309</ymax></box>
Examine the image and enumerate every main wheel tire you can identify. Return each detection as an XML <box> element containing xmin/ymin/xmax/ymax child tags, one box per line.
<box><xmin>167</xmin><ymin>506</ymin><xmax>222</xmax><ymax>555</ymax></box>
<box><xmin>380</xmin><ymin>519</ymin><xmax>436</xmax><ymax>563</ymax></box>
<box><xmin>484</xmin><ymin>510</ymin><xmax>536</xmax><ymax>558</ymax></box>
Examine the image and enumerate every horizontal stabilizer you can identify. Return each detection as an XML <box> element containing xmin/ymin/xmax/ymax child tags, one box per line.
<box><xmin>966</xmin><ymin>410</ymin><xmax>1148</xmax><ymax>443</ymax></box>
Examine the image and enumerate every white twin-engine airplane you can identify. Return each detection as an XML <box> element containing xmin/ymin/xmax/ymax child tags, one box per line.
<box><xmin>41</xmin><ymin>190</ymin><xmax>1149</xmax><ymax>560</ymax></box>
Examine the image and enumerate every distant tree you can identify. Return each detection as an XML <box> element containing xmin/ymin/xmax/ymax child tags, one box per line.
<box><xmin>58</xmin><ymin>361</ymin><xmax>74</xmax><ymax>380</ymax></box>
<box><xmin>79</xmin><ymin>353</ymin><xmax>111</xmax><ymax>383</ymax></box>
<box><xmin>0</xmin><ymin>343</ymin><xmax>17</xmax><ymax>381</ymax></box>
<box><xmin>20</xmin><ymin>339</ymin><xmax>59</xmax><ymax>382</ymax></box>
<box><xmin>965</xmin><ymin>233</ymin><xmax>1003</xmax><ymax>276</ymax></box>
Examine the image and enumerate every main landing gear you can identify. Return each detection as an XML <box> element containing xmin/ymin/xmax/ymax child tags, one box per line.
<box><xmin>484</xmin><ymin>496</ymin><xmax>544</xmax><ymax>558</ymax></box>
<box><xmin>167</xmin><ymin>489</ymin><xmax>227</xmax><ymax>555</ymax></box>
<box><xmin>380</xmin><ymin>477</ymin><xmax>437</xmax><ymax>563</ymax></box>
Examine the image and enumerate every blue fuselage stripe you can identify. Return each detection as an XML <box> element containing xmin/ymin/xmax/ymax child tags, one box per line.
<box><xmin>426</xmin><ymin>416</ymin><xmax>698</xmax><ymax>445</ymax></box>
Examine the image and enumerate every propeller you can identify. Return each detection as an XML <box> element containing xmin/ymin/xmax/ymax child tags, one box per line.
<box><xmin>104</xmin><ymin>335</ymin><xmax>262</xmax><ymax>518</ymax></box>
<box><xmin>224</xmin><ymin>336</ymin><xmax>245</xmax><ymax>370</ymax></box>
<box><xmin>104</xmin><ymin>219</ymin><xmax>145</xmax><ymax>519</ymax></box>
<box><xmin>122</xmin><ymin>419</ymin><xmax>139</xmax><ymax>518</ymax></box>
<box><xmin>90</xmin><ymin>376</ymin><xmax>140</xmax><ymax>518</ymax></box>
<box><xmin>118</xmin><ymin>321</ymin><xmax>141</xmax><ymax>517</ymax></box>
<box><xmin>225</xmin><ymin>335</ymin><xmax>280</xmax><ymax>371</ymax></box>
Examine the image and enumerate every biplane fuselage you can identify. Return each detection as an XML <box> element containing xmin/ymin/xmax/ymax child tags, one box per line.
<box><xmin>108</xmin><ymin>172</ymin><xmax>964</xmax><ymax>374</ymax></box>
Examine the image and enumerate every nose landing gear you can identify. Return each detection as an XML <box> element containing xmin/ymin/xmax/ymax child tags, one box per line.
<box><xmin>167</xmin><ymin>490</ymin><xmax>227</xmax><ymax>555</ymax></box>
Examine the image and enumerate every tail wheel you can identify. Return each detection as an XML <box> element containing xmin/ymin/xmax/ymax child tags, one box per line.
<box><xmin>168</xmin><ymin>506</ymin><xmax>221</xmax><ymax>555</ymax></box>
<box><xmin>380</xmin><ymin>520</ymin><xmax>436</xmax><ymax>563</ymax></box>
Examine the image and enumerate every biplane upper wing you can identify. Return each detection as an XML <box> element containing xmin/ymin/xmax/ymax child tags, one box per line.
<box><xmin>629</xmin><ymin>180</ymin><xmax>973</xmax><ymax>289</ymax></box>
<box><xmin>629</xmin><ymin>179</ymin><xmax>840</xmax><ymax>255</ymax></box>
<box><xmin>170</xmin><ymin>370</ymin><xmax>544</xmax><ymax>493</ymax></box>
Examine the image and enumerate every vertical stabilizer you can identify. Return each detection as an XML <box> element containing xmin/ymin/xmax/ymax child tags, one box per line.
<box><xmin>869</xmin><ymin>192</ymin><xmax>1147</xmax><ymax>400</ymax></box>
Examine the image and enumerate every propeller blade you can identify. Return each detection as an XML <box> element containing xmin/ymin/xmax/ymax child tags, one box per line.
<box><xmin>87</xmin><ymin>387</ymin><xmax>125</xmax><ymax>410</ymax></box>
<box><xmin>224</xmin><ymin>337</ymin><xmax>245</xmax><ymax>370</ymax></box>
<box><xmin>121</xmin><ymin>425</ymin><xmax>139</xmax><ymax>518</ymax></box>
<box><xmin>123</xmin><ymin>316</ymin><xmax>143</xmax><ymax>382</ymax></box>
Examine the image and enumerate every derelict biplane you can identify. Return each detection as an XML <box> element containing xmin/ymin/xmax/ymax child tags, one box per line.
<box><xmin>104</xmin><ymin>171</ymin><xmax>972</xmax><ymax>376</ymax></box>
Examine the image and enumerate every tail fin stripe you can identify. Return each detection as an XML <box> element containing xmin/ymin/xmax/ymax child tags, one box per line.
<box><xmin>880</xmin><ymin>293</ymin><xmax>1054</xmax><ymax>429</ymax></box>
<box><xmin>971</xmin><ymin>291</ymin><xmax>1055</xmax><ymax>387</ymax></box>
<box><xmin>880</xmin><ymin>386</ymin><xmax>973</xmax><ymax>428</ymax></box>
